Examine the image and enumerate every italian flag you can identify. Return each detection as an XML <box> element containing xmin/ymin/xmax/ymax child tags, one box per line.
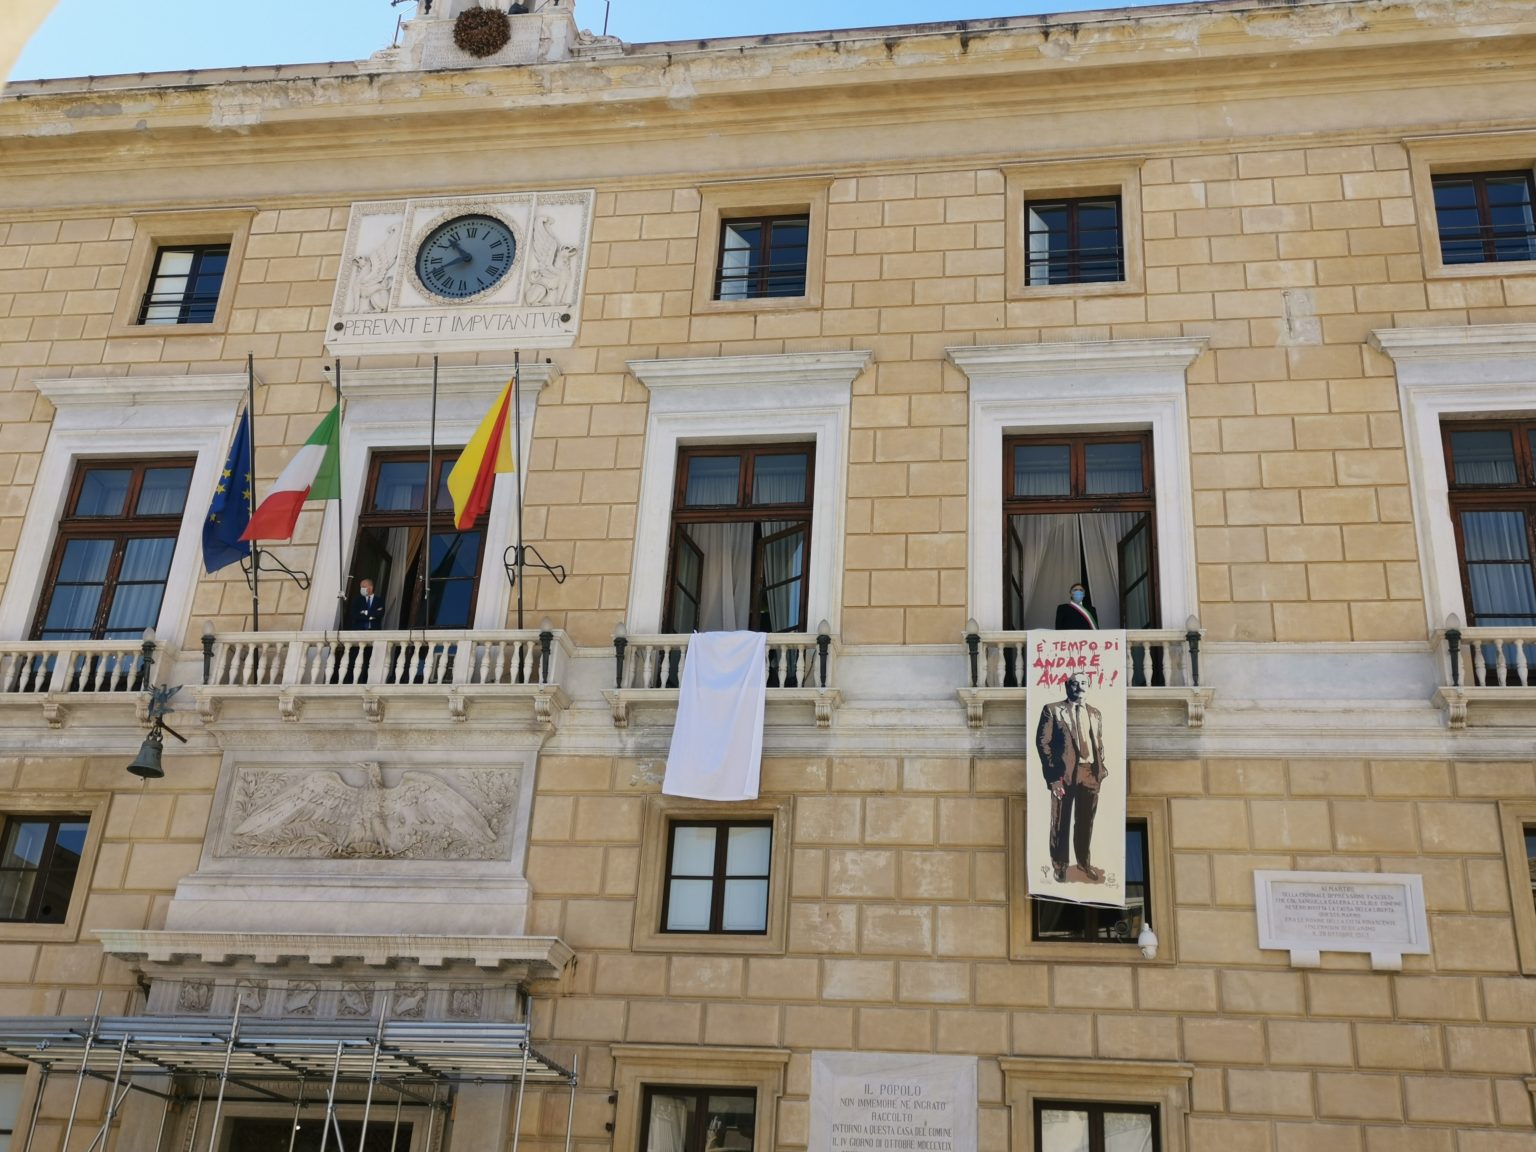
<box><xmin>446</xmin><ymin>380</ymin><xmax>516</xmax><ymax>530</ymax></box>
<box><xmin>241</xmin><ymin>405</ymin><xmax>341</xmax><ymax>541</ymax></box>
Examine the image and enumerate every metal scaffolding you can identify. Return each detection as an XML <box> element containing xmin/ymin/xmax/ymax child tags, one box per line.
<box><xmin>0</xmin><ymin>1011</ymin><xmax>578</xmax><ymax>1152</ymax></box>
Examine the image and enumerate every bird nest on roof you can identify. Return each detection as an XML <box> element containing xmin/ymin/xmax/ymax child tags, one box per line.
<box><xmin>454</xmin><ymin>6</ymin><xmax>513</xmax><ymax>57</ymax></box>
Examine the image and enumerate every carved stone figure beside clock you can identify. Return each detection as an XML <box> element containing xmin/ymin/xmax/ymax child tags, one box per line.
<box><xmin>326</xmin><ymin>189</ymin><xmax>594</xmax><ymax>356</ymax></box>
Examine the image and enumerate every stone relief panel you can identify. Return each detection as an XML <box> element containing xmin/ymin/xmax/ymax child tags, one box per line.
<box><xmin>222</xmin><ymin>762</ymin><xmax>518</xmax><ymax>862</ymax></box>
<box><xmin>327</xmin><ymin>190</ymin><xmax>595</xmax><ymax>356</ymax></box>
<box><xmin>150</xmin><ymin>976</ymin><xmax>521</xmax><ymax>1022</ymax></box>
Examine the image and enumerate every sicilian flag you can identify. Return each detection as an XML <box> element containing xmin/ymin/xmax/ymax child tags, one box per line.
<box><xmin>446</xmin><ymin>380</ymin><xmax>516</xmax><ymax>530</ymax></box>
<box><xmin>241</xmin><ymin>405</ymin><xmax>341</xmax><ymax>541</ymax></box>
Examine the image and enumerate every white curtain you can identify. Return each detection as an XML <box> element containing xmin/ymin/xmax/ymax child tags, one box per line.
<box><xmin>1014</xmin><ymin>514</ymin><xmax>1081</xmax><ymax>629</ymax></box>
<box><xmin>647</xmin><ymin>1096</ymin><xmax>690</xmax><ymax>1152</ymax></box>
<box><xmin>688</xmin><ymin>523</ymin><xmax>753</xmax><ymax>631</ymax></box>
<box><xmin>1079</xmin><ymin>511</ymin><xmax>1143</xmax><ymax>630</ymax></box>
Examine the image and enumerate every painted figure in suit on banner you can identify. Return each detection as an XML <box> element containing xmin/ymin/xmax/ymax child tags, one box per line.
<box><xmin>1036</xmin><ymin>672</ymin><xmax>1108</xmax><ymax>882</ymax></box>
<box><xmin>1025</xmin><ymin>630</ymin><xmax>1128</xmax><ymax>908</ymax></box>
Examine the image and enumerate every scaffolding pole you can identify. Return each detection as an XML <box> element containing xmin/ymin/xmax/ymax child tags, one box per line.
<box><xmin>286</xmin><ymin>1079</ymin><xmax>308</xmax><ymax>1152</ymax></box>
<box><xmin>59</xmin><ymin>992</ymin><xmax>103</xmax><ymax>1152</ymax></box>
<box><xmin>82</xmin><ymin>1034</ymin><xmax>131</xmax><ymax>1152</ymax></box>
<box><xmin>509</xmin><ymin>1038</ymin><xmax>532</xmax><ymax>1152</ymax></box>
<box><xmin>19</xmin><ymin>1066</ymin><xmax>48</xmax><ymax>1152</ymax></box>
<box><xmin>151</xmin><ymin>1082</ymin><xmax>173</xmax><ymax>1152</ymax></box>
<box><xmin>388</xmin><ymin>1085</ymin><xmax>405</xmax><ymax>1152</ymax></box>
<box><xmin>318</xmin><ymin>1039</ymin><xmax>348</xmax><ymax>1152</ymax></box>
<box><xmin>563</xmin><ymin>1052</ymin><xmax>579</xmax><ymax>1152</ymax></box>
<box><xmin>204</xmin><ymin>997</ymin><xmax>244</xmax><ymax>1152</ymax></box>
<box><xmin>357</xmin><ymin>994</ymin><xmax>390</xmax><ymax>1149</ymax></box>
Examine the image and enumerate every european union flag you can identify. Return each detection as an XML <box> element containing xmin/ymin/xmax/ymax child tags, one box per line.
<box><xmin>203</xmin><ymin>409</ymin><xmax>254</xmax><ymax>573</ymax></box>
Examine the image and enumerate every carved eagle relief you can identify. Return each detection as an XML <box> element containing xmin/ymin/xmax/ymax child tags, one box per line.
<box><xmin>231</xmin><ymin>762</ymin><xmax>499</xmax><ymax>860</ymax></box>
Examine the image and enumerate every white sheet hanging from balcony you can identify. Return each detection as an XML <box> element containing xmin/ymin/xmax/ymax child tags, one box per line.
<box><xmin>664</xmin><ymin>631</ymin><xmax>767</xmax><ymax>801</ymax></box>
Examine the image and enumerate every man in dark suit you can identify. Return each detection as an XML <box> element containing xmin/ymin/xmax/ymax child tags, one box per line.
<box><xmin>350</xmin><ymin>578</ymin><xmax>385</xmax><ymax>631</ymax></box>
<box><xmin>1054</xmin><ymin>582</ymin><xmax>1098</xmax><ymax>630</ymax></box>
<box><xmin>1035</xmin><ymin>671</ymin><xmax>1108</xmax><ymax>883</ymax></box>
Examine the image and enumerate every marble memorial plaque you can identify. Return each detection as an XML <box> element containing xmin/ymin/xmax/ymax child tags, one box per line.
<box><xmin>811</xmin><ymin>1052</ymin><xmax>976</xmax><ymax>1152</ymax></box>
<box><xmin>1255</xmin><ymin>870</ymin><xmax>1430</xmax><ymax>971</ymax></box>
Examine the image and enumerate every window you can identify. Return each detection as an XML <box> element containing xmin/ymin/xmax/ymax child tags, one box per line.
<box><xmin>1033</xmin><ymin>822</ymin><xmax>1149</xmax><ymax>945</ymax></box>
<box><xmin>691</xmin><ymin>180</ymin><xmax>830</xmax><ymax>314</ymax></box>
<box><xmin>612</xmin><ymin>1045</ymin><xmax>786</xmax><ymax>1152</ymax></box>
<box><xmin>633</xmin><ymin>797</ymin><xmax>791</xmax><ymax>955</ymax></box>
<box><xmin>715</xmin><ymin>215</ymin><xmax>809</xmax><ymax>301</ymax></box>
<box><xmin>664</xmin><ymin>446</ymin><xmax>813</xmax><ymax>634</ymax></box>
<box><xmin>32</xmin><ymin>460</ymin><xmax>195</xmax><ymax>642</ymax></box>
<box><xmin>1004</xmin><ymin>432</ymin><xmax>1157</xmax><ymax>631</ymax></box>
<box><xmin>0</xmin><ymin>816</ymin><xmax>88</xmax><ymax>925</ymax></box>
<box><xmin>662</xmin><ymin>821</ymin><xmax>771</xmax><ymax>935</ymax></box>
<box><xmin>1442</xmin><ymin>421</ymin><xmax>1536</xmax><ymax>631</ymax></box>
<box><xmin>138</xmin><ymin>245</ymin><xmax>230</xmax><ymax>325</ymax></box>
<box><xmin>1499</xmin><ymin>801</ymin><xmax>1536</xmax><ymax>976</ymax></box>
<box><xmin>641</xmin><ymin>1088</ymin><xmax>755</xmax><ymax>1152</ymax></box>
<box><xmin>1009</xmin><ymin>797</ymin><xmax>1172</xmax><ymax>964</ymax></box>
<box><xmin>1026</xmin><ymin>197</ymin><xmax>1124</xmax><ymax>286</ymax></box>
<box><xmin>1431</xmin><ymin>171</ymin><xmax>1536</xmax><ymax>266</ymax></box>
<box><xmin>108</xmin><ymin>210</ymin><xmax>250</xmax><ymax>337</ymax></box>
<box><xmin>951</xmin><ymin>338</ymin><xmax>1201</xmax><ymax>636</ymax></box>
<box><xmin>1035</xmin><ymin>1102</ymin><xmax>1158</xmax><ymax>1152</ymax></box>
<box><xmin>352</xmin><ymin>450</ymin><xmax>485</xmax><ymax>630</ymax></box>
<box><xmin>1004</xmin><ymin>161</ymin><xmax>1144</xmax><ymax>300</ymax></box>
<box><xmin>1003</xmin><ymin>1059</ymin><xmax>1189</xmax><ymax>1152</ymax></box>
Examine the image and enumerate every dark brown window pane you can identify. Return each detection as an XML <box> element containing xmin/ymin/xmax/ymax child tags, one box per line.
<box><xmin>1433</xmin><ymin>172</ymin><xmax>1536</xmax><ymax>265</ymax></box>
<box><xmin>1085</xmin><ymin>442</ymin><xmax>1145</xmax><ymax>495</ymax></box>
<box><xmin>716</xmin><ymin>214</ymin><xmax>809</xmax><ymax>300</ymax></box>
<box><xmin>1450</xmin><ymin>429</ymin><xmax>1518</xmax><ymax>485</ymax></box>
<box><xmin>1034</xmin><ymin>823</ymin><xmax>1148</xmax><ymax>943</ymax></box>
<box><xmin>1026</xmin><ymin>197</ymin><xmax>1124</xmax><ymax>285</ymax></box>
<box><xmin>139</xmin><ymin>245</ymin><xmax>229</xmax><ymax>325</ymax></box>
<box><xmin>0</xmin><ymin>816</ymin><xmax>88</xmax><ymax>924</ymax></box>
<box><xmin>663</xmin><ymin>821</ymin><xmax>771</xmax><ymax>935</ymax></box>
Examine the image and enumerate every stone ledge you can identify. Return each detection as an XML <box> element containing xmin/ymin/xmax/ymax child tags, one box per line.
<box><xmin>97</xmin><ymin>930</ymin><xmax>574</xmax><ymax>975</ymax></box>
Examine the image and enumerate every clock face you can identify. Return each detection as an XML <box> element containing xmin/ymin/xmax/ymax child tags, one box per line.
<box><xmin>415</xmin><ymin>214</ymin><xmax>516</xmax><ymax>300</ymax></box>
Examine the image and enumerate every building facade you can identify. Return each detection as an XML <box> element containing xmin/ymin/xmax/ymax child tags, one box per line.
<box><xmin>2</xmin><ymin>0</ymin><xmax>1536</xmax><ymax>1148</ymax></box>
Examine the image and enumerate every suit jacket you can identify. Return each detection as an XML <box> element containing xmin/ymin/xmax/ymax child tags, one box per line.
<box><xmin>350</xmin><ymin>592</ymin><xmax>386</xmax><ymax>631</ymax></box>
<box><xmin>1036</xmin><ymin>698</ymin><xmax>1107</xmax><ymax>789</ymax></box>
<box><xmin>1054</xmin><ymin>601</ymin><xmax>1098</xmax><ymax>630</ymax></box>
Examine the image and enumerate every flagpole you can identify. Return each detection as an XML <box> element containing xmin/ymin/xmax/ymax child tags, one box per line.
<box><xmin>247</xmin><ymin>353</ymin><xmax>260</xmax><ymax>635</ymax></box>
<box><xmin>425</xmin><ymin>356</ymin><xmax>438</xmax><ymax>630</ymax></box>
<box><xmin>332</xmin><ymin>360</ymin><xmax>348</xmax><ymax>625</ymax></box>
<box><xmin>512</xmin><ymin>351</ymin><xmax>525</xmax><ymax>630</ymax></box>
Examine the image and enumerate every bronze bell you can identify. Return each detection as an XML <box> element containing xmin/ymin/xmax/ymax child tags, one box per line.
<box><xmin>127</xmin><ymin>726</ymin><xmax>166</xmax><ymax>780</ymax></box>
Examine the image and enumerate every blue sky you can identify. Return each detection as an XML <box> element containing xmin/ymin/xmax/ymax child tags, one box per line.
<box><xmin>10</xmin><ymin>0</ymin><xmax>1176</xmax><ymax>82</ymax></box>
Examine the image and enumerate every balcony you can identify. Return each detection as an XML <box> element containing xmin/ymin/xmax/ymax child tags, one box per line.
<box><xmin>956</xmin><ymin>627</ymin><xmax>1212</xmax><ymax>729</ymax></box>
<box><xmin>0</xmin><ymin>636</ymin><xmax>161</xmax><ymax>729</ymax></box>
<box><xmin>603</xmin><ymin>629</ymin><xmax>840</xmax><ymax>728</ymax></box>
<box><xmin>1433</xmin><ymin>623</ymin><xmax>1536</xmax><ymax>729</ymax></box>
<box><xmin>195</xmin><ymin>628</ymin><xmax>572</xmax><ymax>727</ymax></box>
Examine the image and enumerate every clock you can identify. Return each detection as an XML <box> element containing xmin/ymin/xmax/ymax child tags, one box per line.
<box><xmin>414</xmin><ymin>213</ymin><xmax>517</xmax><ymax>299</ymax></box>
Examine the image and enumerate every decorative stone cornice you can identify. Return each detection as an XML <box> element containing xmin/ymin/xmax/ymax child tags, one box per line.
<box><xmin>35</xmin><ymin>373</ymin><xmax>249</xmax><ymax>410</ymax></box>
<box><xmin>1369</xmin><ymin>322</ymin><xmax>1536</xmax><ymax>362</ymax></box>
<box><xmin>97</xmin><ymin>930</ymin><xmax>574</xmax><ymax>974</ymax></box>
<box><xmin>947</xmin><ymin>337</ymin><xmax>1208</xmax><ymax>380</ymax></box>
<box><xmin>628</xmin><ymin>350</ymin><xmax>870</xmax><ymax>402</ymax></box>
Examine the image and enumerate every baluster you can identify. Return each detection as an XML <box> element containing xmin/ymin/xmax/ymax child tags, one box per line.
<box><xmin>640</xmin><ymin>646</ymin><xmax>655</xmax><ymax>689</ymax></box>
<box><xmin>0</xmin><ymin>653</ymin><xmax>12</xmax><ymax>694</ymax></box>
<box><xmin>1517</xmin><ymin>639</ymin><xmax>1532</xmax><ymax>687</ymax></box>
<box><xmin>1471</xmin><ymin>642</ymin><xmax>1486</xmax><ymax>687</ymax></box>
<box><xmin>516</xmin><ymin>640</ymin><xmax>532</xmax><ymax>684</ymax></box>
<box><xmin>477</xmin><ymin>641</ymin><xmax>494</xmax><ymax>685</ymax></box>
<box><xmin>1495</xmin><ymin>640</ymin><xmax>1510</xmax><ymax>687</ymax></box>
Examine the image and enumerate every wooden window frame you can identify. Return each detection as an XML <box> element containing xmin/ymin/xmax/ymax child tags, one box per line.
<box><xmin>634</xmin><ymin>796</ymin><xmax>791</xmax><ymax>956</ymax></box>
<box><xmin>1430</xmin><ymin>170</ymin><xmax>1536</xmax><ymax>267</ymax></box>
<box><xmin>108</xmin><ymin>209</ymin><xmax>252</xmax><ymax>337</ymax></box>
<box><xmin>661</xmin><ymin>819</ymin><xmax>773</xmax><ymax>936</ymax></box>
<box><xmin>613</xmin><ymin>1046</ymin><xmax>786</xmax><ymax>1152</ymax></box>
<box><xmin>663</xmin><ymin>444</ymin><xmax>815</xmax><ymax>635</ymax></box>
<box><xmin>691</xmin><ymin>179</ymin><xmax>830</xmax><ymax>316</ymax></box>
<box><xmin>0</xmin><ymin>814</ymin><xmax>89</xmax><ymax>925</ymax></box>
<box><xmin>0</xmin><ymin>793</ymin><xmax>108</xmax><ymax>945</ymax></box>
<box><xmin>638</xmin><ymin>1085</ymin><xmax>757</xmax><ymax>1152</ymax></box>
<box><xmin>1009</xmin><ymin>796</ymin><xmax>1175</xmax><ymax>964</ymax></box>
<box><xmin>714</xmin><ymin>214</ymin><xmax>810</xmax><ymax>301</ymax></box>
<box><xmin>1001</xmin><ymin>430</ymin><xmax>1158</xmax><ymax>631</ymax></box>
<box><xmin>1441</xmin><ymin>419</ymin><xmax>1536</xmax><ymax>628</ymax></box>
<box><xmin>1025</xmin><ymin>196</ymin><xmax>1125</xmax><ymax>287</ymax></box>
<box><xmin>353</xmin><ymin>449</ymin><xmax>484</xmax><ymax>631</ymax></box>
<box><xmin>1034</xmin><ymin>1101</ymin><xmax>1160</xmax><ymax>1152</ymax></box>
<box><xmin>31</xmin><ymin>458</ymin><xmax>196</xmax><ymax>642</ymax></box>
<box><xmin>137</xmin><ymin>244</ymin><xmax>231</xmax><ymax>325</ymax></box>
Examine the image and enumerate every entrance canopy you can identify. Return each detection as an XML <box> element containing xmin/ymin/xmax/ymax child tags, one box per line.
<box><xmin>0</xmin><ymin>1013</ymin><xmax>576</xmax><ymax>1099</ymax></box>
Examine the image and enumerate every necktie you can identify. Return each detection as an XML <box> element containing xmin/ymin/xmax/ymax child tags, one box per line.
<box><xmin>1074</xmin><ymin>704</ymin><xmax>1087</xmax><ymax>756</ymax></box>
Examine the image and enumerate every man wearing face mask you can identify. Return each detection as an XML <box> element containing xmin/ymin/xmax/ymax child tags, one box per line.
<box><xmin>1054</xmin><ymin>582</ymin><xmax>1098</xmax><ymax>630</ymax></box>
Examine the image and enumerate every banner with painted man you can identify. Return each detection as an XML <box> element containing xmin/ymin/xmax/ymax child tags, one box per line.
<box><xmin>1026</xmin><ymin>629</ymin><xmax>1128</xmax><ymax>909</ymax></box>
